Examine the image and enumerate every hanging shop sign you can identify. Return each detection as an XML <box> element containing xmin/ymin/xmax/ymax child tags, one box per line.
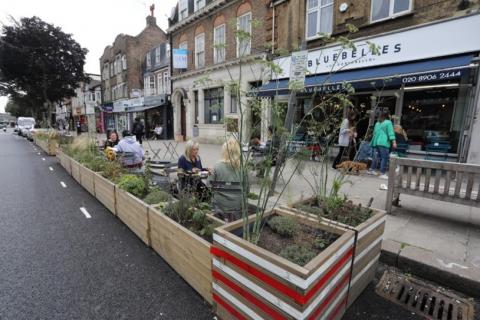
<box><xmin>173</xmin><ymin>49</ymin><xmax>188</xmax><ymax>69</ymax></box>
<box><xmin>273</xmin><ymin>14</ymin><xmax>480</xmax><ymax>79</ymax></box>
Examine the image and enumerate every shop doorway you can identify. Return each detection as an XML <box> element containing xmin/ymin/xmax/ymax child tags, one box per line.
<box><xmin>180</xmin><ymin>99</ymin><xmax>186</xmax><ymax>140</ymax></box>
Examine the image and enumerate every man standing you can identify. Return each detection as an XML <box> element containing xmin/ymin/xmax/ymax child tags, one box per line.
<box><xmin>132</xmin><ymin>117</ymin><xmax>144</xmax><ymax>144</ymax></box>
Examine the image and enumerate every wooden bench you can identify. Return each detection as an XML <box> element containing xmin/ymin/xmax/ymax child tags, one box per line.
<box><xmin>386</xmin><ymin>156</ymin><xmax>480</xmax><ymax>214</ymax></box>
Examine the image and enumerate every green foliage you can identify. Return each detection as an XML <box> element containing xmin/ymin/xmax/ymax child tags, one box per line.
<box><xmin>279</xmin><ymin>245</ymin><xmax>317</xmax><ymax>266</ymax></box>
<box><xmin>143</xmin><ymin>188</ymin><xmax>170</xmax><ymax>205</ymax></box>
<box><xmin>247</xmin><ymin>192</ymin><xmax>259</xmax><ymax>200</ymax></box>
<box><xmin>267</xmin><ymin>216</ymin><xmax>298</xmax><ymax>238</ymax></box>
<box><xmin>117</xmin><ymin>174</ymin><xmax>146</xmax><ymax>198</ymax></box>
<box><xmin>101</xmin><ymin>159</ymin><xmax>125</xmax><ymax>182</ymax></box>
<box><xmin>313</xmin><ymin>237</ymin><xmax>328</xmax><ymax>250</ymax></box>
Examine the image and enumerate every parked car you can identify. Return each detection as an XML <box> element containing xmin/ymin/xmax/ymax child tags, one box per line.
<box><xmin>17</xmin><ymin>117</ymin><xmax>36</xmax><ymax>137</ymax></box>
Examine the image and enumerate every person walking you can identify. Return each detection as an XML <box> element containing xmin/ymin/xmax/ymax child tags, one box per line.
<box><xmin>332</xmin><ymin>112</ymin><xmax>356</xmax><ymax>169</ymax></box>
<box><xmin>132</xmin><ymin>117</ymin><xmax>144</xmax><ymax>144</ymax></box>
<box><xmin>367</xmin><ymin>111</ymin><xmax>396</xmax><ymax>179</ymax></box>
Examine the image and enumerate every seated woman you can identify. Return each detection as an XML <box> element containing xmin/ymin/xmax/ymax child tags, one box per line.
<box><xmin>208</xmin><ymin>138</ymin><xmax>243</xmax><ymax>222</ymax></box>
<box><xmin>104</xmin><ymin>130</ymin><xmax>119</xmax><ymax>149</ymax></box>
<box><xmin>177</xmin><ymin>140</ymin><xmax>210</xmax><ymax>198</ymax></box>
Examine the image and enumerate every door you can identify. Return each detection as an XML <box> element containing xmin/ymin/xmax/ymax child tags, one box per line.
<box><xmin>181</xmin><ymin>98</ymin><xmax>186</xmax><ymax>140</ymax></box>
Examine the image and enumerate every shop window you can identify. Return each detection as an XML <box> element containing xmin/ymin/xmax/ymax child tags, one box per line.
<box><xmin>230</xmin><ymin>90</ymin><xmax>238</xmax><ymax>114</ymax></box>
<box><xmin>179</xmin><ymin>0</ymin><xmax>188</xmax><ymax>20</ymax></box>
<box><xmin>237</xmin><ymin>12</ymin><xmax>252</xmax><ymax>57</ymax></box>
<box><xmin>214</xmin><ymin>24</ymin><xmax>226</xmax><ymax>64</ymax></box>
<box><xmin>371</xmin><ymin>0</ymin><xmax>412</xmax><ymax>23</ymax></box>
<box><xmin>195</xmin><ymin>33</ymin><xmax>205</xmax><ymax>69</ymax></box>
<box><xmin>204</xmin><ymin>87</ymin><xmax>224</xmax><ymax>124</ymax></box>
<box><xmin>401</xmin><ymin>88</ymin><xmax>461</xmax><ymax>153</ymax></box>
<box><xmin>306</xmin><ymin>0</ymin><xmax>333</xmax><ymax>40</ymax></box>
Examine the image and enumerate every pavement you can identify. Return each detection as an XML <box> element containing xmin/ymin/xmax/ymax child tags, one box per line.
<box><xmin>0</xmin><ymin>130</ymin><xmax>214</xmax><ymax>319</ymax></box>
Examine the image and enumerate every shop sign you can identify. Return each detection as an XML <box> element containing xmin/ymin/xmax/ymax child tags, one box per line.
<box><xmin>289</xmin><ymin>50</ymin><xmax>308</xmax><ymax>90</ymax></box>
<box><xmin>113</xmin><ymin>99</ymin><xmax>131</xmax><ymax>113</ymax></box>
<box><xmin>144</xmin><ymin>95</ymin><xmax>166</xmax><ymax>107</ymax></box>
<box><xmin>273</xmin><ymin>14</ymin><xmax>480</xmax><ymax>79</ymax></box>
<box><xmin>173</xmin><ymin>49</ymin><xmax>188</xmax><ymax>69</ymax></box>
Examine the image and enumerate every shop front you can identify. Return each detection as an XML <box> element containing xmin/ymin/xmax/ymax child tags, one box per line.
<box><xmin>143</xmin><ymin>94</ymin><xmax>172</xmax><ymax>140</ymax></box>
<box><xmin>258</xmin><ymin>14</ymin><xmax>480</xmax><ymax>162</ymax></box>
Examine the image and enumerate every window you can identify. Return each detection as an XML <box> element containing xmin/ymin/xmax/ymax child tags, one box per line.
<box><xmin>103</xmin><ymin>63</ymin><xmax>109</xmax><ymax>79</ymax></box>
<box><xmin>194</xmin><ymin>0</ymin><xmax>205</xmax><ymax>11</ymax></box>
<box><xmin>204</xmin><ymin>87</ymin><xmax>224</xmax><ymax>124</ymax></box>
<box><xmin>110</xmin><ymin>63</ymin><xmax>114</xmax><ymax>77</ymax></box>
<box><xmin>371</xmin><ymin>0</ymin><xmax>412</xmax><ymax>22</ymax></box>
<box><xmin>230</xmin><ymin>89</ymin><xmax>238</xmax><ymax>114</ymax></box>
<box><xmin>149</xmin><ymin>76</ymin><xmax>155</xmax><ymax>96</ymax></box>
<box><xmin>194</xmin><ymin>91</ymin><xmax>199</xmax><ymax>124</ymax></box>
<box><xmin>115</xmin><ymin>54</ymin><xmax>122</xmax><ymax>74</ymax></box>
<box><xmin>155</xmin><ymin>47</ymin><xmax>161</xmax><ymax>65</ymax></box>
<box><xmin>237</xmin><ymin>13</ymin><xmax>252</xmax><ymax>57</ymax></box>
<box><xmin>214</xmin><ymin>24</ymin><xmax>226</xmax><ymax>64</ymax></box>
<box><xmin>122</xmin><ymin>55</ymin><xmax>127</xmax><ymax>70</ymax></box>
<box><xmin>157</xmin><ymin>73</ymin><xmax>163</xmax><ymax>94</ymax></box>
<box><xmin>90</xmin><ymin>92</ymin><xmax>96</xmax><ymax>102</ymax></box>
<box><xmin>164</xmin><ymin>71</ymin><xmax>170</xmax><ymax>94</ymax></box>
<box><xmin>195</xmin><ymin>33</ymin><xmax>205</xmax><ymax>69</ymax></box>
<box><xmin>112</xmin><ymin>86</ymin><xmax>116</xmax><ymax>100</ymax></box>
<box><xmin>179</xmin><ymin>0</ymin><xmax>188</xmax><ymax>20</ymax></box>
<box><xmin>306</xmin><ymin>0</ymin><xmax>333</xmax><ymax>39</ymax></box>
<box><xmin>146</xmin><ymin>53</ymin><xmax>151</xmax><ymax>68</ymax></box>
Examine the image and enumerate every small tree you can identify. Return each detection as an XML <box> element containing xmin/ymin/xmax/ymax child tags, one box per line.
<box><xmin>0</xmin><ymin>16</ymin><xmax>88</xmax><ymax>124</ymax></box>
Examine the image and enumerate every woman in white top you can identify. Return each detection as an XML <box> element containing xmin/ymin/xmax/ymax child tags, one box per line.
<box><xmin>332</xmin><ymin>112</ymin><xmax>356</xmax><ymax>169</ymax></box>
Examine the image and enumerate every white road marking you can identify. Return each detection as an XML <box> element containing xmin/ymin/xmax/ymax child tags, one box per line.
<box><xmin>60</xmin><ymin>181</ymin><xmax>67</xmax><ymax>188</ymax></box>
<box><xmin>42</xmin><ymin>158</ymin><xmax>46</xmax><ymax>161</ymax></box>
<box><xmin>49</xmin><ymin>167</ymin><xmax>53</xmax><ymax>171</ymax></box>
<box><xmin>37</xmin><ymin>152</ymin><xmax>41</xmax><ymax>155</ymax></box>
<box><xmin>80</xmin><ymin>207</ymin><xmax>92</xmax><ymax>219</ymax></box>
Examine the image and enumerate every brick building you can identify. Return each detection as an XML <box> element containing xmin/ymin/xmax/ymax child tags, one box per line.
<box><xmin>257</xmin><ymin>0</ymin><xmax>480</xmax><ymax>163</ymax></box>
<box><xmin>99</xmin><ymin>13</ymin><xmax>167</xmax><ymax>134</ymax></box>
<box><xmin>168</xmin><ymin>0</ymin><xmax>271</xmax><ymax>142</ymax></box>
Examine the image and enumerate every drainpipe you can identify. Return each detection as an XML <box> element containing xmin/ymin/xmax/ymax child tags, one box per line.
<box><xmin>272</xmin><ymin>3</ymin><xmax>275</xmax><ymax>55</ymax></box>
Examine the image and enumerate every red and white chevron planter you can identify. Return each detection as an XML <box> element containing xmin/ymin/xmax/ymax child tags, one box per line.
<box><xmin>211</xmin><ymin>209</ymin><xmax>356</xmax><ymax>320</ymax></box>
<box><xmin>281</xmin><ymin>201</ymin><xmax>387</xmax><ymax>307</ymax></box>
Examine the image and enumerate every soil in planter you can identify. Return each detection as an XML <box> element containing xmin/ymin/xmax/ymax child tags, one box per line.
<box><xmin>295</xmin><ymin>197</ymin><xmax>373</xmax><ymax>227</ymax></box>
<box><xmin>256</xmin><ymin>215</ymin><xmax>339</xmax><ymax>267</ymax></box>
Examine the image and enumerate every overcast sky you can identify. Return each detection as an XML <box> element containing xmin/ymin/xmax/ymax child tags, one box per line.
<box><xmin>0</xmin><ymin>0</ymin><xmax>177</xmax><ymax>113</ymax></box>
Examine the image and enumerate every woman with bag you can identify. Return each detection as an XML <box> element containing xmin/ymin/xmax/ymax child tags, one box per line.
<box><xmin>366</xmin><ymin>111</ymin><xmax>396</xmax><ymax>179</ymax></box>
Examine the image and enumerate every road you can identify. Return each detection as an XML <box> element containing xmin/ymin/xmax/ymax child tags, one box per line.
<box><xmin>0</xmin><ymin>130</ymin><xmax>463</xmax><ymax>320</ymax></box>
<box><xmin>0</xmin><ymin>131</ymin><xmax>213</xmax><ymax>319</ymax></box>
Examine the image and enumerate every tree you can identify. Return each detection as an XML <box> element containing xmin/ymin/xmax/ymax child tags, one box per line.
<box><xmin>0</xmin><ymin>16</ymin><xmax>88</xmax><ymax>124</ymax></box>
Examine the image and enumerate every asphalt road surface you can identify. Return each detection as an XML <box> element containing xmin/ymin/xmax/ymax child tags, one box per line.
<box><xmin>0</xmin><ymin>130</ymin><xmax>456</xmax><ymax>320</ymax></box>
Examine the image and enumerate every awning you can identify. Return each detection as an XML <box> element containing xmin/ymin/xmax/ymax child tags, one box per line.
<box><xmin>256</xmin><ymin>54</ymin><xmax>475</xmax><ymax>97</ymax></box>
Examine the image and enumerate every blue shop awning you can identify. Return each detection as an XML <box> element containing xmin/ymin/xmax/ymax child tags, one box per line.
<box><xmin>256</xmin><ymin>54</ymin><xmax>475</xmax><ymax>97</ymax></box>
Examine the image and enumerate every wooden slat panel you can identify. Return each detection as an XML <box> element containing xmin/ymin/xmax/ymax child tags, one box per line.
<box><xmin>444</xmin><ymin>171</ymin><xmax>451</xmax><ymax>196</ymax></box>
<box><xmin>433</xmin><ymin>169</ymin><xmax>442</xmax><ymax>194</ymax></box>
<box><xmin>454</xmin><ymin>172</ymin><xmax>463</xmax><ymax>197</ymax></box>
<box><xmin>393</xmin><ymin>157</ymin><xmax>480</xmax><ymax>174</ymax></box>
<box><xmin>398</xmin><ymin>188</ymin><xmax>480</xmax><ymax>207</ymax></box>
<box><xmin>406</xmin><ymin>166</ymin><xmax>413</xmax><ymax>190</ymax></box>
<box><xmin>415</xmin><ymin>167</ymin><xmax>422</xmax><ymax>191</ymax></box>
<box><xmin>465</xmin><ymin>173</ymin><xmax>474</xmax><ymax>200</ymax></box>
<box><xmin>424</xmin><ymin>168</ymin><xmax>432</xmax><ymax>192</ymax></box>
<box><xmin>398</xmin><ymin>165</ymin><xmax>403</xmax><ymax>188</ymax></box>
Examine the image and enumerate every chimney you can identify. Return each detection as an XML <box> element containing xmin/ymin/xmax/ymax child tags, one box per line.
<box><xmin>146</xmin><ymin>15</ymin><xmax>157</xmax><ymax>27</ymax></box>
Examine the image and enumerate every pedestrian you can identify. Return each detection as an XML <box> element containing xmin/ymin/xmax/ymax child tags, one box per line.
<box><xmin>332</xmin><ymin>111</ymin><xmax>357</xmax><ymax>169</ymax></box>
<box><xmin>132</xmin><ymin>117</ymin><xmax>144</xmax><ymax>144</ymax></box>
<box><xmin>76</xmin><ymin>120</ymin><xmax>81</xmax><ymax>135</ymax></box>
<box><xmin>366</xmin><ymin>111</ymin><xmax>396</xmax><ymax>179</ymax></box>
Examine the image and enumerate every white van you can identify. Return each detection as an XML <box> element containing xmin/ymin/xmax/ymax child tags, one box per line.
<box><xmin>17</xmin><ymin>117</ymin><xmax>36</xmax><ymax>138</ymax></box>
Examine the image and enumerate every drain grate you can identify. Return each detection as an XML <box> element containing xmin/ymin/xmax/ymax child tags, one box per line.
<box><xmin>375</xmin><ymin>269</ymin><xmax>475</xmax><ymax>320</ymax></box>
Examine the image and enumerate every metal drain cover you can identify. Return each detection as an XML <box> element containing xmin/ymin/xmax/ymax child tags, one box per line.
<box><xmin>375</xmin><ymin>269</ymin><xmax>475</xmax><ymax>320</ymax></box>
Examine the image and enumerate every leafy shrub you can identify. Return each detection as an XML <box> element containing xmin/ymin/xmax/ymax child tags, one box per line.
<box><xmin>247</xmin><ymin>192</ymin><xmax>259</xmax><ymax>200</ymax></box>
<box><xmin>102</xmin><ymin>160</ymin><xmax>125</xmax><ymax>182</ymax></box>
<box><xmin>279</xmin><ymin>245</ymin><xmax>316</xmax><ymax>266</ymax></box>
<box><xmin>267</xmin><ymin>215</ymin><xmax>298</xmax><ymax>238</ymax></box>
<box><xmin>143</xmin><ymin>188</ymin><xmax>170</xmax><ymax>205</ymax></box>
<box><xmin>117</xmin><ymin>174</ymin><xmax>146</xmax><ymax>198</ymax></box>
<box><xmin>313</xmin><ymin>236</ymin><xmax>328</xmax><ymax>250</ymax></box>
<box><xmin>164</xmin><ymin>197</ymin><xmax>195</xmax><ymax>225</ymax></box>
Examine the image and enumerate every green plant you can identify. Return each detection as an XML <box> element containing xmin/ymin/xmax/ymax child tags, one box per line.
<box><xmin>117</xmin><ymin>174</ymin><xmax>146</xmax><ymax>198</ymax></box>
<box><xmin>164</xmin><ymin>197</ymin><xmax>195</xmax><ymax>226</ymax></box>
<box><xmin>267</xmin><ymin>216</ymin><xmax>298</xmax><ymax>238</ymax></box>
<box><xmin>279</xmin><ymin>245</ymin><xmax>317</xmax><ymax>266</ymax></box>
<box><xmin>313</xmin><ymin>236</ymin><xmax>328</xmax><ymax>250</ymax></box>
<box><xmin>102</xmin><ymin>159</ymin><xmax>125</xmax><ymax>181</ymax></box>
<box><xmin>143</xmin><ymin>188</ymin><xmax>170</xmax><ymax>205</ymax></box>
<box><xmin>247</xmin><ymin>192</ymin><xmax>259</xmax><ymax>200</ymax></box>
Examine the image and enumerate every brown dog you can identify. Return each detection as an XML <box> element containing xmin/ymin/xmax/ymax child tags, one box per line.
<box><xmin>336</xmin><ymin>161</ymin><xmax>367</xmax><ymax>174</ymax></box>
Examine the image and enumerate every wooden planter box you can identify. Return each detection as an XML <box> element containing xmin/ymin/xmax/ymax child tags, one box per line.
<box><xmin>149</xmin><ymin>206</ymin><xmax>224</xmax><ymax>304</ymax></box>
<box><xmin>70</xmin><ymin>159</ymin><xmax>81</xmax><ymax>184</ymax></box>
<box><xmin>93</xmin><ymin>173</ymin><xmax>116</xmax><ymax>215</ymax></box>
<box><xmin>115</xmin><ymin>188</ymin><xmax>150</xmax><ymax>245</ymax></box>
<box><xmin>212</xmin><ymin>208</ymin><xmax>355</xmax><ymax>320</ymax></box>
<box><xmin>56</xmin><ymin>150</ymin><xmax>71</xmax><ymax>175</ymax></box>
<box><xmin>34</xmin><ymin>138</ymin><xmax>57</xmax><ymax>156</ymax></box>
<box><xmin>79</xmin><ymin>164</ymin><xmax>95</xmax><ymax>196</ymax></box>
<box><xmin>281</xmin><ymin>199</ymin><xmax>386</xmax><ymax>307</ymax></box>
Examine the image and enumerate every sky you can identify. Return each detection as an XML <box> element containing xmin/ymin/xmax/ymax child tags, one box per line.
<box><xmin>0</xmin><ymin>0</ymin><xmax>178</xmax><ymax>113</ymax></box>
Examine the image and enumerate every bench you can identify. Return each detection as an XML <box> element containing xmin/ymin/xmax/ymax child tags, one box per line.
<box><xmin>386</xmin><ymin>156</ymin><xmax>480</xmax><ymax>214</ymax></box>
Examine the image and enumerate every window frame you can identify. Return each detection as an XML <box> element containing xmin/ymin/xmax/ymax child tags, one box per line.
<box><xmin>236</xmin><ymin>12</ymin><xmax>252</xmax><ymax>58</ymax></box>
<box><xmin>157</xmin><ymin>73</ymin><xmax>163</xmax><ymax>94</ymax></box>
<box><xmin>121</xmin><ymin>55</ymin><xmax>127</xmax><ymax>70</ymax></box>
<box><xmin>194</xmin><ymin>0</ymin><xmax>206</xmax><ymax>12</ymax></box>
<box><xmin>179</xmin><ymin>0</ymin><xmax>188</xmax><ymax>20</ymax></box>
<box><xmin>370</xmin><ymin>0</ymin><xmax>413</xmax><ymax>23</ymax></box>
<box><xmin>204</xmin><ymin>87</ymin><xmax>224</xmax><ymax>124</ymax></box>
<box><xmin>146</xmin><ymin>53</ymin><xmax>152</xmax><ymax>68</ymax></box>
<box><xmin>214</xmin><ymin>24</ymin><xmax>226</xmax><ymax>64</ymax></box>
<box><xmin>305</xmin><ymin>0</ymin><xmax>334</xmax><ymax>40</ymax></box>
<box><xmin>194</xmin><ymin>33</ymin><xmax>205</xmax><ymax>69</ymax></box>
<box><xmin>163</xmin><ymin>71</ymin><xmax>170</xmax><ymax>94</ymax></box>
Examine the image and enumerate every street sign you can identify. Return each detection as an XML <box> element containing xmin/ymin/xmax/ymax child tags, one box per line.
<box><xmin>173</xmin><ymin>49</ymin><xmax>188</xmax><ymax>69</ymax></box>
<box><xmin>288</xmin><ymin>50</ymin><xmax>308</xmax><ymax>90</ymax></box>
